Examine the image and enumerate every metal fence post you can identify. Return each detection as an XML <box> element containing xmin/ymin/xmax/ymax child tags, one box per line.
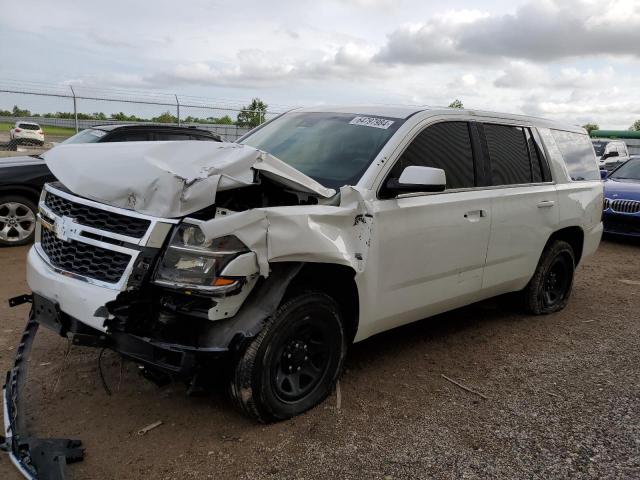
<box><xmin>175</xmin><ymin>94</ymin><xmax>180</xmax><ymax>125</ymax></box>
<box><xmin>69</xmin><ymin>85</ymin><xmax>78</xmax><ymax>133</ymax></box>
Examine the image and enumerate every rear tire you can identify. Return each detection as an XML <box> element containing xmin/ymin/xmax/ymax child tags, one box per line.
<box><xmin>229</xmin><ymin>291</ymin><xmax>346</xmax><ymax>423</ymax></box>
<box><xmin>0</xmin><ymin>195</ymin><xmax>38</xmax><ymax>246</ymax></box>
<box><xmin>523</xmin><ymin>240</ymin><xmax>575</xmax><ymax>314</ymax></box>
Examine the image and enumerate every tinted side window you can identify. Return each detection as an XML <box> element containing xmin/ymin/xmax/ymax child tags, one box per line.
<box><xmin>155</xmin><ymin>132</ymin><xmax>192</xmax><ymax>141</ymax></box>
<box><xmin>389</xmin><ymin>121</ymin><xmax>475</xmax><ymax>189</ymax></box>
<box><xmin>483</xmin><ymin>124</ymin><xmax>531</xmax><ymax>185</ymax></box>
<box><xmin>103</xmin><ymin>132</ymin><xmax>150</xmax><ymax>142</ymax></box>
<box><xmin>550</xmin><ymin>130</ymin><xmax>599</xmax><ymax>181</ymax></box>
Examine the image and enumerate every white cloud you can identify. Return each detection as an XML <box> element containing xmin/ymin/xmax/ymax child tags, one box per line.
<box><xmin>2</xmin><ymin>0</ymin><xmax>640</xmax><ymax>129</ymax></box>
<box><xmin>377</xmin><ymin>0</ymin><xmax>640</xmax><ymax>64</ymax></box>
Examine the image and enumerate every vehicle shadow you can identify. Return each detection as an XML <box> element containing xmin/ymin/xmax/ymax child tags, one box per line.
<box><xmin>602</xmin><ymin>233</ymin><xmax>640</xmax><ymax>247</ymax></box>
<box><xmin>345</xmin><ymin>294</ymin><xmax>521</xmax><ymax>371</ymax></box>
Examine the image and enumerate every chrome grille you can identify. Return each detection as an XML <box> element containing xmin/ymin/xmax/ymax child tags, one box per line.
<box><xmin>36</xmin><ymin>184</ymin><xmax>177</xmax><ymax>290</ymax></box>
<box><xmin>610</xmin><ymin>199</ymin><xmax>640</xmax><ymax>214</ymax></box>
<box><xmin>40</xmin><ymin>228</ymin><xmax>131</xmax><ymax>284</ymax></box>
<box><xmin>45</xmin><ymin>191</ymin><xmax>151</xmax><ymax>238</ymax></box>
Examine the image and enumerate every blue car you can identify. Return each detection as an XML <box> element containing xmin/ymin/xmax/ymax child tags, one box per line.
<box><xmin>603</xmin><ymin>157</ymin><xmax>640</xmax><ymax>237</ymax></box>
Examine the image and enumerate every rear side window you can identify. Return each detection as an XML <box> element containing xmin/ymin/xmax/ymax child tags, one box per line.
<box><xmin>103</xmin><ymin>132</ymin><xmax>150</xmax><ymax>142</ymax></box>
<box><xmin>154</xmin><ymin>132</ymin><xmax>191</xmax><ymax>141</ymax></box>
<box><xmin>389</xmin><ymin>121</ymin><xmax>475</xmax><ymax>189</ymax></box>
<box><xmin>483</xmin><ymin>124</ymin><xmax>531</xmax><ymax>185</ymax></box>
<box><xmin>550</xmin><ymin>130</ymin><xmax>599</xmax><ymax>181</ymax></box>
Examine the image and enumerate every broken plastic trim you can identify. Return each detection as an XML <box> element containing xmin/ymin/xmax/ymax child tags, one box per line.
<box><xmin>2</xmin><ymin>310</ymin><xmax>84</xmax><ymax>480</ymax></box>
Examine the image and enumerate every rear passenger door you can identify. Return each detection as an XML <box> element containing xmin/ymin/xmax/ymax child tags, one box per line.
<box><xmin>480</xmin><ymin>123</ymin><xmax>559</xmax><ymax>292</ymax></box>
<box><xmin>367</xmin><ymin>121</ymin><xmax>494</xmax><ymax>334</ymax></box>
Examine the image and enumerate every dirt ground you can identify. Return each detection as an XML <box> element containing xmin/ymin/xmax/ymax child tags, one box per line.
<box><xmin>1</xmin><ymin>238</ymin><xmax>639</xmax><ymax>479</ymax></box>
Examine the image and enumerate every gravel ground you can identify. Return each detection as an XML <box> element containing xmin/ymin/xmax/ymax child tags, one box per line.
<box><xmin>1</xmin><ymin>238</ymin><xmax>639</xmax><ymax>479</ymax></box>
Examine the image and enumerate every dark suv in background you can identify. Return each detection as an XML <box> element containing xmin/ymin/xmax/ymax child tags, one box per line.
<box><xmin>0</xmin><ymin>124</ymin><xmax>222</xmax><ymax>246</ymax></box>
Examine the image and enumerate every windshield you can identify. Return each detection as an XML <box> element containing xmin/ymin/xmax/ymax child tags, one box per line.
<box><xmin>592</xmin><ymin>141</ymin><xmax>607</xmax><ymax>156</ymax></box>
<box><xmin>61</xmin><ymin>128</ymin><xmax>107</xmax><ymax>144</ymax></box>
<box><xmin>239</xmin><ymin>112</ymin><xmax>404</xmax><ymax>188</ymax></box>
<box><xmin>610</xmin><ymin>158</ymin><xmax>640</xmax><ymax>180</ymax></box>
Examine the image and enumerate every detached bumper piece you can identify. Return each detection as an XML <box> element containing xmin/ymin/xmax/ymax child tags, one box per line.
<box><xmin>2</xmin><ymin>313</ymin><xmax>84</xmax><ymax>480</ymax></box>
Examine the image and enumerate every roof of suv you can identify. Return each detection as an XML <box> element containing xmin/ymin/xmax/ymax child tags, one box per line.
<box><xmin>293</xmin><ymin>105</ymin><xmax>584</xmax><ymax>132</ymax></box>
<box><xmin>90</xmin><ymin>124</ymin><xmax>218</xmax><ymax>135</ymax></box>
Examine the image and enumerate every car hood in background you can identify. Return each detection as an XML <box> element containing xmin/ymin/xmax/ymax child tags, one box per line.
<box><xmin>0</xmin><ymin>155</ymin><xmax>46</xmax><ymax>168</ymax></box>
<box><xmin>604</xmin><ymin>178</ymin><xmax>640</xmax><ymax>200</ymax></box>
<box><xmin>45</xmin><ymin>141</ymin><xmax>336</xmax><ymax>218</ymax></box>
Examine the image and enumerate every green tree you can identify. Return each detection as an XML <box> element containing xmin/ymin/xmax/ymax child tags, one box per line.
<box><xmin>111</xmin><ymin>112</ymin><xmax>141</xmax><ymax>121</ymax></box>
<box><xmin>214</xmin><ymin>115</ymin><xmax>234</xmax><ymax>125</ymax></box>
<box><xmin>582</xmin><ymin>123</ymin><xmax>599</xmax><ymax>134</ymax></box>
<box><xmin>12</xmin><ymin>105</ymin><xmax>31</xmax><ymax>116</ymax></box>
<box><xmin>629</xmin><ymin>120</ymin><xmax>640</xmax><ymax>131</ymax></box>
<box><xmin>152</xmin><ymin>111</ymin><xmax>177</xmax><ymax>123</ymax></box>
<box><xmin>448</xmin><ymin>99</ymin><xmax>464</xmax><ymax>109</ymax></box>
<box><xmin>236</xmin><ymin>98</ymin><xmax>268</xmax><ymax>127</ymax></box>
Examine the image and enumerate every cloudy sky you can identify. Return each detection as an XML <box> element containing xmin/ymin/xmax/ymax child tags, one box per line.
<box><xmin>2</xmin><ymin>0</ymin><xmax>640</xmax><ymax>128</ymax></box>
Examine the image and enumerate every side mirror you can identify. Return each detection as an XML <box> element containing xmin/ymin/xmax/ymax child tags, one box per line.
<box><xmin>384</xmin><ymin>166</ymin><xmax>446</xmax><ymax>197</ymax></box>
<box><xmin>600</xmin><ymin>169</ymin><xmax>608</xmax><ymax>180</ymax></box>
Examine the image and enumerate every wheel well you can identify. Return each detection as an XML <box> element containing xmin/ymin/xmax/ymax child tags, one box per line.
<box><xmin>285</xmin><ymin>263</ymin><xmax>359</xmax><ymax>344</ymax></box>
<box><xmin>0</xmin><ymin>186</ymin><xmax>41</xmax><ymax>205</ymax></box>
<box><xmin>547</xmin><ymin>226</ymin><xmax>584</xmax><ymax>265</ymax></box>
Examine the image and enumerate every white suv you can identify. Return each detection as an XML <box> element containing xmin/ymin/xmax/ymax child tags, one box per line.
<box><xmin>9</xmin><ymin>121</ymin><xmax>44</xmax><ymax>145</ymax></box>
<box><xmin>8</xmin><ymin>107</ymin><xmax>603</xmax><ymax>461</ymax></box>
<box><xmin>593</xmin><ymin>139</ymin><xmax>630</xmax><ymax>170</ymax></box>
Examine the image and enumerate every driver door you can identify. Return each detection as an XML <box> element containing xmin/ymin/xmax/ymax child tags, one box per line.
<box><xmin>363</xmin><ymin>121</ymin><xmax>492</xmax><ymax>336</ymax></box>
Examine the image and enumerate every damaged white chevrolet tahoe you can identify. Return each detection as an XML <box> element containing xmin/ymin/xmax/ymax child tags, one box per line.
<box><xmin>4</xmin><ymin>106</ymin><xmax>602</xmax><ymax>477</ymax></box>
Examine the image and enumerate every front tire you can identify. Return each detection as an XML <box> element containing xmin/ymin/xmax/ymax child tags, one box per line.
<box><xmin>229</xmin><ymin>291</ymin><xmax>346</xmax><ymax>423</ymax></box>
<box><xmin>523</xmin><ymin>240</ymin><xmax>575</xmax><ymax>314</ymax></box>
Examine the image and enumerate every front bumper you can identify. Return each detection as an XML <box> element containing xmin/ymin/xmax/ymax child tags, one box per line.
<box><xmin>603</xmin><ymin>211</ymin><xmax>640</xmax><ymax>237</ymax></box>
<box><xmin>32</xmin><ymin>293</ymin><xmax>227</xmax><ymax>375</ymax></box>
<box><xmin>2</xmin><ymin>292</ymin><xmax>228</xmax><ymax>480</ymax></box>
<box><xmin>2</xmin><ymin>316</ymin><xmax>84</xmax><ymax>480</ymax></box>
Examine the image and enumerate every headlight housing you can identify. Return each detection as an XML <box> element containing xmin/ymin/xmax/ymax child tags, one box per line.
<box><xmin>153</xmin><ymin>222</ymin><xmax>249</xmax><ymax>292</ymax></box>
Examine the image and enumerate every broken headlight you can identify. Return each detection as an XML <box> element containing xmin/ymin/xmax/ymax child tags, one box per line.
<box><xmin>153</xmin><ymin>222</ymin><xmax>249</xmax><ymax>292</ymax></box>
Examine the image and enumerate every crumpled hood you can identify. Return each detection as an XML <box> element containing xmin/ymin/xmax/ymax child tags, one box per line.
<box><xmin>45</xmin><ymin>141</ymin><xmax>336</xmax><ymax>217</ymax></box>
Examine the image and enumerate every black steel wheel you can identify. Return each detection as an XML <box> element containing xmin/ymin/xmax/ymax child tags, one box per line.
<box><xmin>229</xmin><ymin>291</ymin><xmax>346</xmax><ymax>422</ymax></box>
<box><xmin>523</xmin><ymin>240</ymin><xmax>575</xmax><ymax>314</ymax></box>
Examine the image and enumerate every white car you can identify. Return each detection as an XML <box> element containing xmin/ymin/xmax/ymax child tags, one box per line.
<box><xmin>6</xmin><ymin>105</ymin><xmax>603</xmax><ymax>477</ymax></box>
<box><xmin>9</xmin><ymin>121</ymin><xmax>44</xmax><ymax>145</ymax></box>
<box><xmin>593</xmin><ymin>139</ymin><xmax>630</xmax><ymax>170</ymax></box>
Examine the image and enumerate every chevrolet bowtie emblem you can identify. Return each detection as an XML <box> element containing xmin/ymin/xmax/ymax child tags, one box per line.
<box><xmin>54</xmin><ymin>215</ymin><xmax>76</xmax><ymax>242</ymax></box>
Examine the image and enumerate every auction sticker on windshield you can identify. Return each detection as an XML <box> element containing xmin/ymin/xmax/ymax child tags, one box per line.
<box><xmin>349</xmin><ymin>116</ymin><xmax>395</xmax><ymax>129</ymax></box>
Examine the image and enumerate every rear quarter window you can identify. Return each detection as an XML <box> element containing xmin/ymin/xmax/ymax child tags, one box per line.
<box><xmin>550</xmin><ymin>130</ymin><xmax>599</xmax><ymax>181</ymax></box>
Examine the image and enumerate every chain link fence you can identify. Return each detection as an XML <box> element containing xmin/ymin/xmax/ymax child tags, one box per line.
<box><xmin>0</xmin><ymin>79</ymin><xmax>290</xmax><ymax>155</ymax></box>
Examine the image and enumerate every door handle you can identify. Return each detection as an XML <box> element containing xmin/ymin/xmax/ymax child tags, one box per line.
<box><xmin>537</xmin><ymin>200</ymin><xmax>555</xmax><ymax>208</ymax></box>
<box><xmin>464</xmin><ymin>209</ymin><xmax>486</xmax><ymax>220</ymax></box>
